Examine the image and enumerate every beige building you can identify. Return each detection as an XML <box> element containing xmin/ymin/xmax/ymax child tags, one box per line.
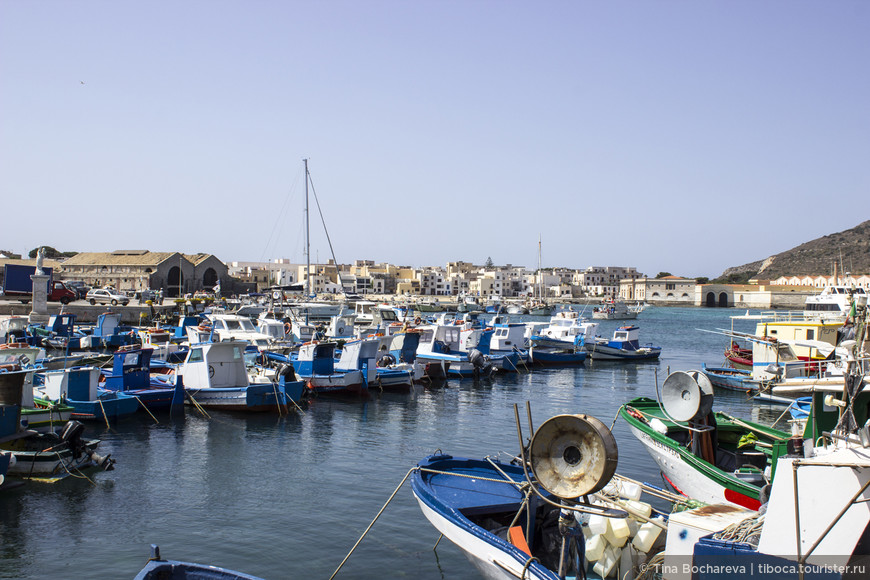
<box><xmin>620</xmin><ymin>276</ymin><xmax>696</xmax><ymax>304</ymax></box>
<box><xmin>60</xmin><ymin>250</ymin><xmax>228</xmax><ymax>297</ymax></box>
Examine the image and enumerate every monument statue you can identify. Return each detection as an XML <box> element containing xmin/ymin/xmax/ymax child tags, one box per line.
<box><xmin>35</xmin><ymin>246</ymin><xmax>45</xmax><ymax>276</ymax></box>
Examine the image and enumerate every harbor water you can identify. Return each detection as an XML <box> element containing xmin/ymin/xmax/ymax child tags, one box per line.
<box><xmin>0</xmin><ymin>306</ymin><xmax>783</xmax><ymax>579</ymax></box>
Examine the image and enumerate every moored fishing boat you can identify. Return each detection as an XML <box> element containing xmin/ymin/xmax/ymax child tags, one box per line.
<box><xmin>586</xmin><ymin>325</ymin><xmax>661</xmax><ymax>361</ymax></box>
<box><xmin>412</xmin><ymin>410</ymin><xmax>684</xmax><ymax>580</ymax></box>
<box><xmin>528</xmin><ymin>340</ymin><xmax>587</xmax><ymax>366</ymax></box>
<box><xmin>36</xmin><ymin>366</ymin><xmax>141</xmax><ymax>421</ymax></box>
<box><xmin>292</xmin><ymin>341</ymin><xmax>366</xmax><ymax>396</ymax></box>
<box><xmin>619</xmin><ymin>371</ymin><xmax>793</xmax><ymax>510</ymax></box>
<box><xmin>100</xmin><ymin>347</ymin><xmax>185</xmax><ymax>411</ymax></box>
<box><xmin>167</xmin><ymin>341</ymin><xmax>303</xmax><ymax>411</ymax></box>
<box><xmin>134</xmin><ymin>544</ymin><xmax>264</xmax><ymax>580</ymax></box>
<box><xmin>700</xmin><ymin>363</ymin><xmax>754</xmax><ymax>393</ymax></box>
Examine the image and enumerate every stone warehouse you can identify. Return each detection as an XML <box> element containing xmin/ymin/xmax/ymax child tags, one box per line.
<box><xmin>60</xmin><ymin>250</ymin><xmax>229</xmax><ymax>297</ymax></box>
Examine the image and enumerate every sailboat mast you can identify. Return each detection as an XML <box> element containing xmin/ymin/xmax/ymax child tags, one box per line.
<box><xmin>304</xmin><ymin>158</ymin><xmax>310</xmax><ymax>298</ymax></box>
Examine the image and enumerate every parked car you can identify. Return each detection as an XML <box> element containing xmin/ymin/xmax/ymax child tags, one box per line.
<box><xmin>64</xmin><ymin>280</ymin><xmax>91</xmax><ymax>300</ymax></box>
<box><xmin>86</xmin><ymin>288</ymin><xmax>130</xmax><ymax>306</ymax></box>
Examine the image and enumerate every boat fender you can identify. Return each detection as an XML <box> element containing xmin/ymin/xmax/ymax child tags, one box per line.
<box><xmin>649</xmin><ymin>418</ymin><xmax>668</xmax><ymax>435</ymax></box>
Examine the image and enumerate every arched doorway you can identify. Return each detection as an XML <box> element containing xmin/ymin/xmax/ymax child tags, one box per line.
<box><xmin>718</xmin><ymin>292</ymin><xmax>728</xmax><ymax>307</ymax></box>
<box><xmin>167</xmin><ymin>266</ymin><xmax>184</xmax><ymax>298</ymax></box>
<box><xmin>202</xmin><ymin>267</ymin><xmax>218</xmax><ymax>289</ymax></box>
<box><xmin>705</xmin><ymin>292</ymin><xmax>716</xmax><ymax>307</ymax></box>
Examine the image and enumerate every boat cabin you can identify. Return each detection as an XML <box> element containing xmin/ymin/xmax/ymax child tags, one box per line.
<box><xmin>178</xmin><ymin>342</ymin><xmax>249</xmax><ymax>389</ymax></box>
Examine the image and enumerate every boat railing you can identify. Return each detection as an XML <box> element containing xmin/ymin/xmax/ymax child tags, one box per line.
<box><xmin>731</xmin><ymin>310</ymin><xmax>841</xmax><ymax>323</ymax></box>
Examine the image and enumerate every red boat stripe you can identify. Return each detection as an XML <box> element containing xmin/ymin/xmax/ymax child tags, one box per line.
<box><xmin>724</xmin><ymin>488</ymin><xmax>761</xmax><ymax>510</ymax></box>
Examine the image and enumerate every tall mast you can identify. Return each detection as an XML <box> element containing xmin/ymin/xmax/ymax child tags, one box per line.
<box><xmin>304</xmin><ymin>158</ymin><xmax>310</xmax><ymax>298</ymax></box>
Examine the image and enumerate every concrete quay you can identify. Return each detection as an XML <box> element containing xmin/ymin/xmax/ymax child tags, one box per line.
<box><xmin>0</xmin><ymin>299</ymin><xmax>180</xmax><ymax>324</ymax></box>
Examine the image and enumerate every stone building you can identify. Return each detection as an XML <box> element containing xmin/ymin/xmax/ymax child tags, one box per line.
<box><xmin>60</xmin><ymin>250</ymin><xmax>229</xmax><ymax>297</ymax></box>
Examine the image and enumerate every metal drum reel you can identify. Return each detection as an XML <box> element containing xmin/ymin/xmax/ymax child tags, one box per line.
<box><xmin>660</xmin><ymin>370</ymin><xmax>714</xmax><ymax>422</ymax></box>
<box><xmin>529</xmin><ymin>414</ymin><xmax>619</xmax><ymax>499</ymax></box>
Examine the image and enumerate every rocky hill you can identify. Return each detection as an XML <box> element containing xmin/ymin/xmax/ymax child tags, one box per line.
<box><xmin>717</xmin><ymin>220</ymin><xmax>870</xmax><ymax>282</ymax></box>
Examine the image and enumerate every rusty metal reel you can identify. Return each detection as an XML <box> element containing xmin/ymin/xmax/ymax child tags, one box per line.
<box><xmin>529</xmin><ymin>414</ymin><xmax>619</xmax><ymax>499</ymax></box>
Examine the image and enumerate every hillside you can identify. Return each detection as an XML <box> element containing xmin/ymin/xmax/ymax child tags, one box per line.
<box><xmin>718</xmin><ymin>220</ymin><xmax>870</xmax><ymax>282</ymax></box>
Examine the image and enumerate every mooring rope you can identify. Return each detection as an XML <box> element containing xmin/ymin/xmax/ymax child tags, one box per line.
<box><xmin>329</xmin><ymin>466</ymin><xmax>418</xmax><ymax>579</ymax></box>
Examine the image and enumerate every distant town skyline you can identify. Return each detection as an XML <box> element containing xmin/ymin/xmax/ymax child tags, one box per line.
<box><xmin>2</xmin><ymin>2</ymin><xmax>867</xmax><ymax>279</ymax></box>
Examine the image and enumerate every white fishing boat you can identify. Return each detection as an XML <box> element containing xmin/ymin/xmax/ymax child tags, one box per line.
<box><xmin>586</xmin><ymin>325</ymin><xmax>662</xmax><ymax>361</ymax></box>
<box><xmin>528</xmin><ymin>310</ymin><xmax>599</xmax><ymax>350</ymax></box>
<box><xmin>592</xmin><ymin>299</ymin><xmax>642</xmax><ymax>320</ymax></box>
<box><xmin>205</xmin><ymin>313</ymin><xmax>274</xmax><ymax>349</ymax></box>
<box><xmin>169</xmin><ymin>342</ymin><xmax>302</xmax><ymax>410</ymax></box>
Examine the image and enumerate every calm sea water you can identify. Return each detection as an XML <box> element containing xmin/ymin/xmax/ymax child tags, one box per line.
<box><xmin>0</xmin><ymin>306</ymin><xmax>785</xmax><ymax>579</ymax></box>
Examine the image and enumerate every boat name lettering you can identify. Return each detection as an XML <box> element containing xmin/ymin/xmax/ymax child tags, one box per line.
<box><xmin>639</xmin><ymin>432</ymin><xmax>681</xmax><ymax>459</ymax></box>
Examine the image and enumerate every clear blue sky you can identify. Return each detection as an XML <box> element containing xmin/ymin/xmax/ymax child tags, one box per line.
<box><xmin>2</xmin><ymin>1</ymin><xmax>867</xmax><ymax>278</ymax></box>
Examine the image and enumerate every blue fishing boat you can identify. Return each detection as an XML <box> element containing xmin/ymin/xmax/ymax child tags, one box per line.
<box><xmin>134</xmin><ymin>544</ymin><xmax>264</xmax><ymax>580</ymax></box>
<box><xmin>700</xmin><ymin>363</ymin><xmax>754</xmax><ymax>392</ymax></box>
<box><xmin>293</xmin><ymin>341</ymin><xmax>365</xmax><ymax>396</ymax></box>
<box><xmin>411</xmin><ymin>413</ymin><xmax>661</xmax><ymax>580</ymax></box>
<box><xmin>85</xmin><ymin>311</ymin><xmax>137</xmax><ymax>350</ymax></box>
<box><xmin>586</xmin><ymin>325</ymin><xmax>662</xmax><ymax>361</ymax></box>
<box><xmin>36</xmin><ymin>367</ymin><xmax>140</xmax><ymax>421</ymax></box>
<box><xmin>100</xmin><ymin>347</ymin><xmax>184</xmax><ymax>411</ymax></box>
<box><xmin>528</xmin><ymin>343</ymin><xmax>588</xmax><ymax>366</ymax></box>
<box><xmin>414</xmin><ymin>324</ymin><xmax>495</xmax><ymax>379</ymax></box>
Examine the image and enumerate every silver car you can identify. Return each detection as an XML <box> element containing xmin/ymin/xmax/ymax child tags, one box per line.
<box><xmin>86</xmin><ymin>288</ymin><xmax>130</xmax><ymax>306</ymax></box>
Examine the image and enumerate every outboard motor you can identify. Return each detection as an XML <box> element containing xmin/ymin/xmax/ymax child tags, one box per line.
<box><xmin>468</xmin><ymin>348</ymin><xmax>494</xmax><ymax>379</ymax></box>
<box><xmin>377</xmin><ymin>354</ymin><xmax>396</xmax><ymax>368</ymax></box>
<box><xmin>59</xmin><ymin>420</ymin><xmax>115</xmax><ymax>470</ymax></box>
<box><xmin>277</xmin><ymin>362</ymin><xmax>297</xmax><ymax>383</ymax></box>
<box><xmin>60</xmin><ymin>420</ymin><xmax>86</xmax><ymax>459</ymax></box>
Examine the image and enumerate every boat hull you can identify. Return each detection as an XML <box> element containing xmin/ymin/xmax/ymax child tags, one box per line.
<box><xmin>304</xmin><ymin>370</ymin><xmax>366</xmax><ymax>396</ymax></box>
<box><xmin>2</xmin><ymin>433</ymin><xmax>103</xmax><ymax>477</ymax></box>
<box><xmin>620</xmin><ymin>401</ymin><xmax>765</xmax><ymax>510</ymax></box>
<box><xmin>411</xmin><ymin>455</ymin><xmax>558</xmax><ymax>580</ymax></box>
<box><xmin>701</xmin><ymin>365</ymin><xmax>755</xmax><ymax>393</ymax></box>
<box><xmin>185</xmin><ymin>383</ymin><xmax>293</xmax><ymax>412</ymax></box>
<box><xmin>529</xmin><ymin>347</ymin><xmax>587</xmax><ymax>366</ymax></box>
<box><xmin>587</xmin><ymin>344</ymin><xmax>661</xmax><ymax>361</ymax></box>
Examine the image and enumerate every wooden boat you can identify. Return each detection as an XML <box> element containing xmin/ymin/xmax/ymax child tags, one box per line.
<box><xmin>292</xmin><ymin>341</ymin><xmax>366</xmax><ymax>396</ymax></box>
<box><xmin>37</xmin><ymin>367</ymin><xmax>140</xmax><ymax>421</ymax></box>
<box><xmin>619</xmin><ymin>388</ymin><xmax>789</xmax><ymax>510</ymax></box>
<box><xmin>100</xmin><ymin>347</ymin><xmax>185</xmax><ymax>411</ymax></box>
<box><xmin>723</xmin><ymin>341</ymin><xmax>752</xmax><ymax>369</ymax></box>
<box><xmin>134</xmin><ymin>544</ymin><xmax>264</xmax><ymax>580</ymax></box>
<box><xmin>412</xmin><ymin>412</ymin><xmax>677</xmax><ymax>580</ymax></box>
<box><xmin>0</xmin><ymin>347</ymin><xmax>74</xmax><ymax>431</ymax></box>
<box><xmin>414</xmin><ymin>324</ymin><xmax>495</xmax><ymax>379</ymax></box>
<box><xmin>528</xmin><ymin>342</ymin><xmax>587</xmax><ymax>366</ymax></box>
<box><xmin>661</xmin><ymin>360</ymin><xmax>870</xmax><ymax>579</ymax></box>
<box><xmin>586</xmin><ymin>326</ymin><xmax>661</xmax><ymax>361</ymax></box>
<box><xmin>700</xmin><ymin>363</ymin><xmax>754</xmax><ymax>392</ymax></box>
<box><xmin>592</xmin><ymin>300</ymin><xmax>641</xmax><ymax>320</ymax></box>
<box><xmin>1</xmin><ymin>372</ymin><xmax>114</xmax><ymax>480</ymax></box>
<box><xmin>170</xmin><ymin>341</ymin><xmax>304</xmax><ymax>411</ymax></box>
